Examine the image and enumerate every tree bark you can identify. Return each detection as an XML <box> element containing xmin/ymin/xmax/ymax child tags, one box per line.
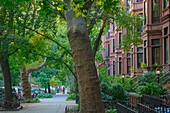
<box><xmin>20</xmin><ymin>58</ymin><xmax>47</xmax><ymax>99</ymax></box>
<box><xmin>0</xmin><ymin>57</ymin><xmax>13</xmax><ymax>104</ymax></box>
<box><xmin>66</xmin><ymin>9</ymin><xmax>105</xmax><ymax>113</ymax></box>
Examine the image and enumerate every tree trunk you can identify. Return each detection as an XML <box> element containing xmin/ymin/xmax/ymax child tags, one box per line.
<box><xmin>47</xmin><ymin>82</ymin><xmax>51</xmax><ymax>93</ymax></box>
<box><xmin>0</xmin><ymin>57</ymin><xmax>13</xmax><ymax>109</ymax></box>
<box><xmin>20</xmin><ymin>58</ymin><xmax>47</xmax><ymax>99</ymax></box>
<box><xmin>20</xmin><ymin>66</ymin><xmax>32</xmax><ymax>100</ymax></box>
<box><xmin>66</xmin><ymin>10</ymin><xmax>105</xmax><ymax>113</ymax></box>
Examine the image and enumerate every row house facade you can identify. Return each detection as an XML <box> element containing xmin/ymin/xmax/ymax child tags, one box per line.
<box><xmin>102</xmin><ymin>0</ymin><xmax>170</xmax><ymax>76</ymax></box>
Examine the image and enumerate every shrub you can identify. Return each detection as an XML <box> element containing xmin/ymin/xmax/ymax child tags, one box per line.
<box><xmin>37</xmin><ymin>93</ymin><xmax>52</xmax><ymax>98</ymax></box>
<box><xmin>110</xmin><ymin>83</ymin><xmax>127</xmax><ymax>101</ymax></box>
<box><xmin>66</xmin><ymin>93</ymin><xmax>76</xmax><ymax>101</ymax></box>
<box><xmin>136</xmin><ymin>82</ymin><xmax>162</xmax><ymax>96</ymax></box>
<box><xmin>24</xmin><ymin>98</ymin><xmax>40</xmax><ymax>103</ymax></box>
<box><xmin>106</xmin><ymin>109</ymin><xmax>117</xmax><ymax>113</ymax></box>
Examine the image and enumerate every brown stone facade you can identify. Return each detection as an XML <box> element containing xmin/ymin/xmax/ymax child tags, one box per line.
<box><xmin>102</xmin><ymin>0</ymin><xmax>170</xmax><ymax>76</ymax></box>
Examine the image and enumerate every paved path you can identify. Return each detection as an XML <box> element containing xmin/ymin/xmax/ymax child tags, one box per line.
<box><xmin>1</xmin><ymin>95</ymin><xmax>77</xmax><ymax>113</ymax></box>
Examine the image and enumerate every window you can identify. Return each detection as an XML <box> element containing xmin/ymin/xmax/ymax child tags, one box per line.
<box><xmin>137</xmin><ymin>0</ymin><xmax>143</xmax><ymax>2</ymax></box>
<box><xmin>119</xmin><ymin>58</ymin><xmax>122</xmax><ymax>75</ymax></box>
<box><xmin>112</xmin><ymin>22</ymin><xmax>115</xmax><ymax>31</ymax></box>
<box><xmin>113</xmin><ymin>61</ymin><xmax>116</xmax><ymax>75</ymax></box>
<box><xmin>119</xmin><ymin>32</ymin><xmax>122</xmax><ymax>45</ymax></box>
<box><xmin>164</xmin><ymin>28</ymin><xmax>168</xmax><ymax>64</ymax></box>
<box><xmin>152</xmin><ymin>39</ymin><xmax>160</xmax><ymax>64</ymax></box>
<box><xmin>107</xmin><ymin>44</ymin><xmax>110</xmax><ymax>57</ymax></box>
<box><xmin>164</xmin><ymin>37</ymin><xmax>169</xmax><ymax>64</ymax></box>
<box><xmin>152</xmin><ymin>0</ymin><xmax>160</xmax><ymax>23</ymax></box>
<box><xmin>164</xmin><ymin>27</ymin><xmax>168</xmax><ymax>35</ymax></box>
<box><xmin>127</xmin><ymin>53</ymin><xmax>131</xmax><ymax>74</ymax></box>
<box><xmin>144</xmin><ymin>1</ymin><xmax>147</xmax><ymax>24</ymax></box>
<box><xmin>163</xmin><ymin>0</ymin><xmax>169</xmax><ymax>9</ymax></box>
<box><xmin>131</xmin><ymin>48</ymin><xmax>133</xmax><ymax>66</ymax></box>
<box><xmin>137</xmin><ymin>13</ymin><xmax>143</xmax><ymax>33</ymax></box>
<box><xmin>137</xmin><ymin>47</ymin><xmax>143</xmax><ymax>68</ymax></box>
<box><xmin>107</xmin><ymin>30</ymin><xmax>110</xmax><ymax>38</ymax></box>
<box><xmin>113</xmin><ymin>39</ymin><xmax>115</xmax><ymax>53</ymax></box>
<box><xmin>108</xmin><ymin>64</ymin><xmax>110</xmax><ymax>75</ymax></box>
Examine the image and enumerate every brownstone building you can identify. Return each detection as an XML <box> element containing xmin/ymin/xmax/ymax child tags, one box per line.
<box><xmin>102</xmin><ymin>0</ymin><xmax>170</xmax><ymax>76</ymax></box>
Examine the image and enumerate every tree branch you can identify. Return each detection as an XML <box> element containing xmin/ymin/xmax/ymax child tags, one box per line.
<box><xmin>63</xmin><ymin>61</ymin><xmax>77</xmax><ymax>81</ymax></box>
<box><xmin>8</xmin><ymin>49</ymin><xmax>18</xmax><ymax>57</ymax></box>
<box><xmin>93</xmin><ymin>19</ymin><xmax>106</xmax><ymax>57</ymax></box>
<box><xmin>27</xmin><ymin>57</ymin><xmax>47</xmax><ymax>74</ymax></box>
<box><xmin>25</xmin><ymin>26</ymin><xmax>73</xmax><ymax>57</ymax></box>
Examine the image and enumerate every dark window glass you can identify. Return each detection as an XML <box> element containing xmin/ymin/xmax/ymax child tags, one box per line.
<box><xmin>152</xmin><ymin>39</ymin><xmax>160</xmax><ymax>64</ymax></box>
<box><xmin>152</xmin><ymin>0</ymin><xmax>160</xmax><ymax>23</ymax></box>
<box><xmin>163</xmin><ymin>0</ymin><xmax>169</xmax><ymax>9</ymax></box>
<box><xmin>108</xmin><ymin>64</ymin><xmax>110</xmax><ymax>75</ymax></box>
<box><xmin>152</xmin><ymin>47</ymin><xmax>160</xmax><ymax>64</ymax></box>
<box><xmin>144</xmin><ymin>40</ymin><xmax>147</xmax><ymax>46</ymax></box>
<box><xmin>137</xmin><ymin>47</ymin><xmax>143</xmax><ymax>68</ymax></box>
<box><xmin>144</xmin><ymin>48</ymin><xmax>147</xmax><ymax>64</ymax></box>
<box><xmin>164</xmin><ymin>37</ymin><xmax>169</xmax><ymax>64</ymax></box>
<box><xmin>152</xmin><ymin>39</ymin><xmax>160</xmax><ymax>46</ymax></box>
<box><xmin>112</xmin><ymin>22</ymin><xmax>115</xmax><ymax>31</ymax></box>
<box><xmin>131</xmin><ymin>48</ymin><xmax>133</xmax><ymax>66</ymax></box>
<box><xmin>113</xmin><ymin>39</ymin><xmax>115</xmax><ymax>53</ymax></box>
<box><xmin>137</xmin><ymin>0</ymin><xmax>143</xmax><ymax>2</ymax></box>
<box><xmin>127</xmin><ymin>53</ymin><xmax>131</xmax><ymax>74</ymax></box>
<box><xmin>164</xmin><ymin>27</ymin><xmax>168</xmax><ymax>35</ymax></box>
<box><xmin>108</xmin><ymin>44</ymin><xmax>110</xmax><ymax>57</ymax></box>
<box><xmin>113</xmin><ymin>61</ymin><xmax>116</xmax><ymax>75</ymax></box>
<box><xmin>119</xmin><ymin>58</ymin><xmax>122</xmax><ymax>75</ymax></box>
<box><xmin>137</xmin><ymin>47</ymin><xmax>143</xmax><ymax>52</ymax></box>
<box><xmin>119</xmin><ymin>32</ymin><xmax>122</xmax><ymax>45</ymax></box>
<box><xmin>144</xmin><ymin>1</ymin><xmax>147</xmax><ymax>24</ymax></box>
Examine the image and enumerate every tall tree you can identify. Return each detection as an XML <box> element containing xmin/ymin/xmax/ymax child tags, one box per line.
<box><xmin>20</xmin><ymin>58</ymin><xmax>46</xmax><ymax>99</ymax></box>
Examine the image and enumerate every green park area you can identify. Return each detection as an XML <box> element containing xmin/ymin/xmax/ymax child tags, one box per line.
<box><xmin>0</xmin><ymin>0</ymin><xmax>170</xmax><ymax>113</ymax></box>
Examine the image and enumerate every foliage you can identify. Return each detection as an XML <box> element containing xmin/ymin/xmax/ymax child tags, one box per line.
<box><xmin>50</xmin><ymin>77</ymin><xmax>58</xmax><ymax>87</ymax></box>
<box><xmin>137</xmin><ymin>71</ymin><xmax>170</xmax><ymax>87</ymax></box>
<box><xmin>110</xmin><ymin>83</ymin><xmax>128</xmax><ymax>101</ymax></box>
<box><xmin>141</xmin><ymin>62</ymin><xmax>147</xmax><ymax>69</ymax></box>
<box><xmin>66</xmin><ymin>93</ymin><xmax>76</xmax><ymax>101</ymax></box>
<box><xmin>37</xmin><ymin>93</ymin><xmax>52</xmax><ymax>98</ymax></box>
<box><xmin>106</xmin><ymin>109</ymin><xmax>117</xmax><ymax>113</ymax></box>
<box><xmin>100</xmin><ymin>77</ymin><xmax>127</xmax><ymax>102</ymax></box>
<box><xmin>136</xmin><ymin>82</ymin><xmax>162</xmax><ymax>96</ymax></box>
<box><xmin>23</xmin><ymin>98</ymin><xmax>40</xmax><ymax>103</ymax></box>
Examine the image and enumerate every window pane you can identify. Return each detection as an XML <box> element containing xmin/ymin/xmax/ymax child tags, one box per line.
<box><xmin>119</xmin><ymin>33</ymin><xmax>122</xmax><ymax>45</ymax></box>
<box><xmin>164</xmin><ymin>0</ymin><xmax>169</xmax><ymax>9</ymax></box>
<box><xmin>108</xmin><ymin>44</ymin><xmax>110</xmax><ymax>57</ymax></box>
<box><xmin>108</xmin><ymin>64</ymin><xmax>110</xmax><ymax>75</ymax></box>
<box><xmin>152</xmin><ymin>0</ymin><xmax>160</xmax><ymax>23</ymax></box>
<box><xmin>152</xmin><ymin>47</ymin><xmax>160</xmax><ymax>64</ymax></box>
<box><xmin>164</xmin><ymin>37</ymin><xmax>169</xmax><ymax>64</ymax></box>
<box><xmin>144</xmin><ymin>1</ymin><xmax>147</xmax><ymax>24</ymax></box>
<box><xmin>113</xmin><ymin>39</ymin><xmax>115</xmax><ymax>53</ymax></box>
<box><xmin>113</xmin><ymin>61</ymin><xmax>116</xmax><ymax>74</ymax></box>
<box><xmin>137</xmin><ymin>47</ymin><xmax>143</xmax><ymax>52</ymax></box>
<box><xmin>137</xmin><ymin>0</ymin><xmax>143</xmax><ymax>2</ymax></box>
<box><xmin>152</xmin><ymin>39</ymin><xmax>160</xmax><ymax>46</ymax></box>
<box><xmin>137</xmin><ymin>53</ymin><xmax>143</xmax><ymax>68</ymax></box>
<box><xmin>119</xmin><ymin>58</ymin><xmax>122</xmax><ymax>75</ymax></box>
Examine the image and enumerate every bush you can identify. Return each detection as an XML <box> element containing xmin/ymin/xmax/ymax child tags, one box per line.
<box><xmin>110</xmin><ymin>83</ymin><xmax>127</xmax><ymax>101</ymax></box>
<box><xmin>37</xmin><ymin>93</ymin><xmax>52</xmax><ymax>98</ymax></box>
<box><xmin>66</xmin><ymin>93</ymin><xmax>76</xmax><ymax>101</ymax></box>
<box><xmin>106</xmin><ymin>109</ymin><xmax>117</xmax><ymax>113</ymax></box>
<box><xmin>24</xmin><ymin>98</ymin><xmax>40</xmax><ymax>103</ymax></box>
<box><xmin>136</xmin><ymin>82</ymin><xmax>162</xmax><ymax>96</ymax></box>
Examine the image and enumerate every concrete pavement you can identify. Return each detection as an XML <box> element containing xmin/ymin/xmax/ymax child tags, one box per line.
<box><xmin>1</xmin><ymin>95</ymin><xmax>77</xmax><ymax>113</ymax></box>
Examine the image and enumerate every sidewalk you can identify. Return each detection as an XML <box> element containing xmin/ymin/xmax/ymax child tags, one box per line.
<box><xmin>1</xmin><ymin>95</ymin><xmax>77</xmax><ymax>113</ymax></box>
